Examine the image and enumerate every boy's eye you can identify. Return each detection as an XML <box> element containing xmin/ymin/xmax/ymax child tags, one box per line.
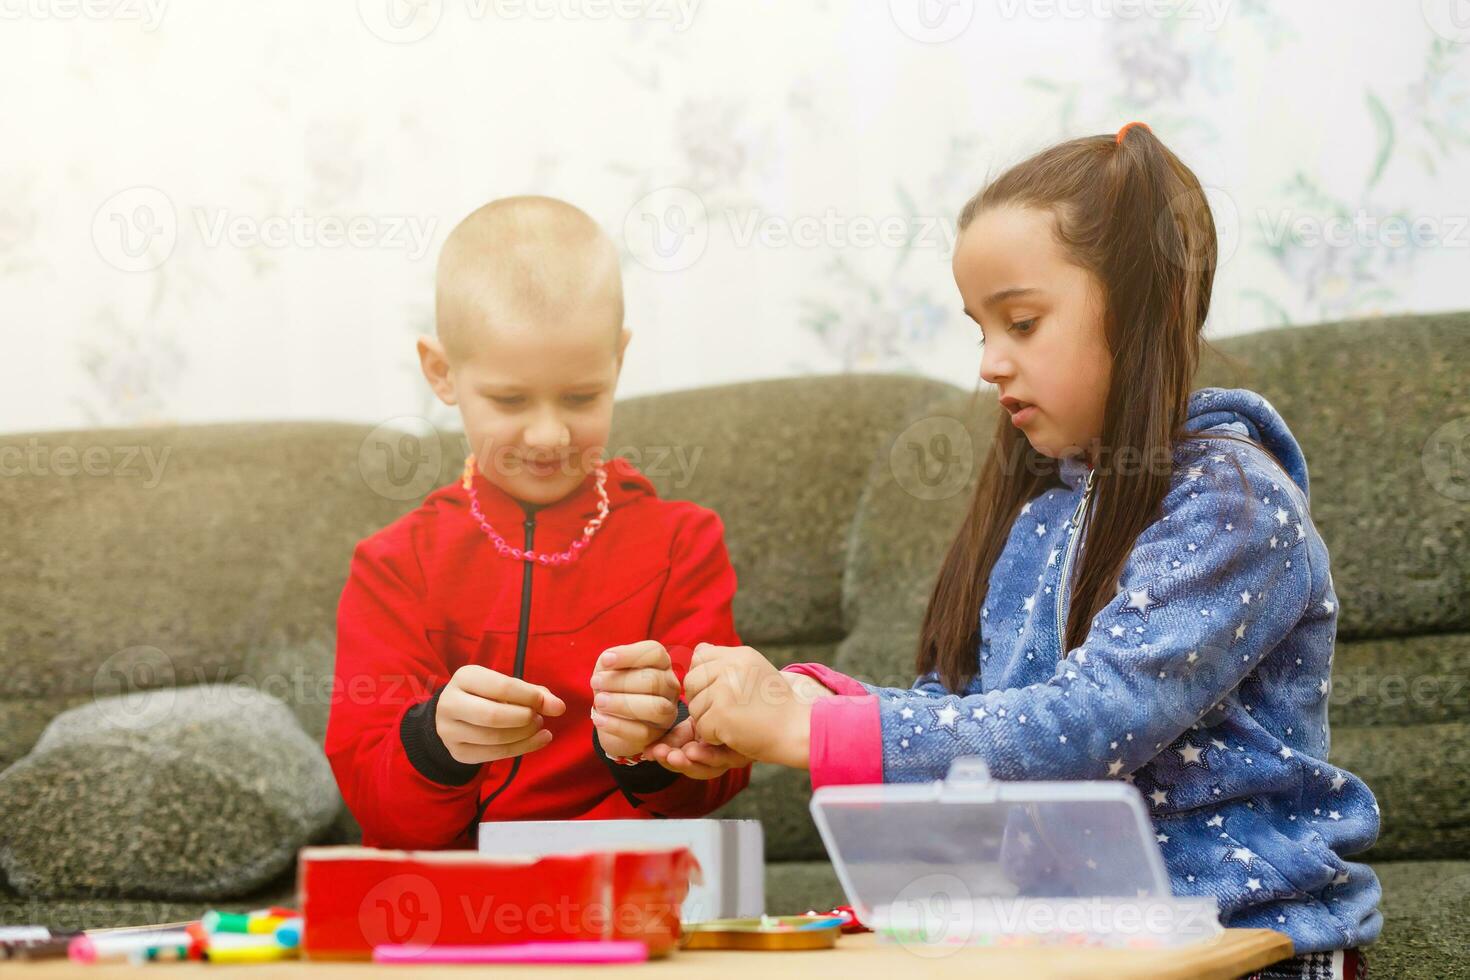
<box><xmin>564</xmin><ymin>393</ymin><xmax>598</xmax><ymax>406</ymax></box>
<box><xmin>490</xmin><ymin>396</ymin><xmax>525</xmax><ymax>407</ymax></box>
<box><xmin>1011</xmin><ymin>318</ymin><xmax>1038</xmax><ymax>334</ymax></box>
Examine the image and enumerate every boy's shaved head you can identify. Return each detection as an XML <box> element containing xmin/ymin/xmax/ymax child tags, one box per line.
<box><xmin>435</xmin><ymin>196</ymin><xmax>623</xmax><ymax>364</ymax></box>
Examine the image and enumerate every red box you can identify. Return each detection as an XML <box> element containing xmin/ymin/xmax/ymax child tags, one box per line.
<box><xmin>297</xmin><ymin>845</ymin><xmax>699</xmax><ymax>960</ymax></box>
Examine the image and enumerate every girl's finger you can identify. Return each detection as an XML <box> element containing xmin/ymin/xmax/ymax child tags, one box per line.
<box><xmin>682</xmin><ymin>662</ymin><xmax>717</xmax><ymax>700</ymax></box>
<box><xmin>592</xmin><ymin>691</ymin><xmax>677</xmax><ymax>725</ymax></box>
<box><xmin>685</xmin><ymin>741</ymin><xmax>748</xmax><ymax>769</ymax></box>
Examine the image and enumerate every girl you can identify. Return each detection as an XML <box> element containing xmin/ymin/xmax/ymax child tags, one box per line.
<box><xmin>659</xmin><ymin>123</ymin><xmax>1381</xmax><ymax>977</ymax></box>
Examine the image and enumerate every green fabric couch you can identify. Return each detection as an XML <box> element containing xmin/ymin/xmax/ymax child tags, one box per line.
<box><xmin>1</xmin><ymin>312</ymin><xmax>1466</xmax><ymax>976</ymax></box>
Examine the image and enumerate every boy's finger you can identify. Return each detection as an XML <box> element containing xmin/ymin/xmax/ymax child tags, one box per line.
<box><xmin>459</xmin><ymin>668</ymin><xmax>555</xmax><ymax>711</ymax></box>
<box><xmin>591</xmin><ymin>666</ymin><xmax>680</xmax><ymax>699</ymax></box>
<box><xmin>590</xmin><ymin>708</ymin><xmax>660</xmax><ymax>746</ymax></box>
<box><xmin>596</xmin><ymin>640</ymin><xmax>670</xmax><ymax>672</ymax></box>
<box><xmin>592</xmin><ymin>691</ymin><xmax>677</xmax><ymax>726</ymax></box>
<box><xmin>655</xmin><ymin>718</ymin><xmax>696</xmax><ymax>750</ymax></box>
<box><xmin>445</xmin><ymin>716</ymin><xmax>542</xmax><ymax>747</ymax></box>
<box><xmin>461</xmin><ymin>699</ymin><xmax>539</xmax><ymax>731</ymax></box>
<box><xmin>453</xmin><ymin>727</ymin><xmax>552</xmax><ymax>764</ymax></box>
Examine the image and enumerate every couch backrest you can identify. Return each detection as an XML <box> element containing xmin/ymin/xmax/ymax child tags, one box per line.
<box><xmin>3</xmin><ymin>313</ymin><xmax>1465</xmax><ymax>861</ymax></box>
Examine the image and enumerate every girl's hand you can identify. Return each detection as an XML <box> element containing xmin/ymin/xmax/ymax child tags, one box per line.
<box><xmin>643</xmin><ymin>718</ymin><xmax>752</xmax><ymax>779</ymax></box>
<box><xmin>589</xmin><ymin>640</ymin><xmax>682</xmax><ymax>760</ymax></box>
<box><xmin>683</xmin><ymin>644</ymin><xmax>812</xmax><ymax>769</ymax></box>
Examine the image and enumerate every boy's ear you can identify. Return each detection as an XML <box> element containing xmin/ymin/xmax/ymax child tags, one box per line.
<box><xmin>615</xmin><ymin>327</ymin><xmax>632</xmax><ymax>373</ymax></box>
<box><xmin>417</xmin><ymin>335</ymin><xmax>458</xmax><ymax>406</ymax></box>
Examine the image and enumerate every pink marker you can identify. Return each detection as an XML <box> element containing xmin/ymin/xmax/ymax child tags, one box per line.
<box><xmin>373</xmin><ymin>940</ymin><xmax>649</xmax><ymax>965</ymax></box>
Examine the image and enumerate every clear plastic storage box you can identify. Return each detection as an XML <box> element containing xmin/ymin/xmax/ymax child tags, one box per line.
<box><xmin>809</xmin><ymin>758</ymin><xmax>1222</xmax><ymax>950</ymax></box>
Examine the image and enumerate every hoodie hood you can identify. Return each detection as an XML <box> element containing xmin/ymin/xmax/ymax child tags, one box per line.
<box><xmin>1056</xmin><ymin>387</ymin><xmax>1309</xmax><ymax>500</ymax></box>
<box><xmin>1184</xmin><ymin>387</ymin><xmax>1309</xmax><ymax>500</ymax></box>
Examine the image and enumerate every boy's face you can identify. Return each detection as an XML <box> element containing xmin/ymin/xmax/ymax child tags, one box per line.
<box><xmin>421</xmin><ymin>317</ymin><xmax>632</xmax><ymax>507</ymax></box>
<box><xmin>952</xmin><ymin>205</ymin><xmax>1112</xmax><ymax>461</ymax></box>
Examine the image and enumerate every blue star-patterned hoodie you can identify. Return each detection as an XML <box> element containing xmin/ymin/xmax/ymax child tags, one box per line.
<box><xmin>786</xmin><ymin>387</ymin><xmax>1382</xmax><ymax>955</ymax></box>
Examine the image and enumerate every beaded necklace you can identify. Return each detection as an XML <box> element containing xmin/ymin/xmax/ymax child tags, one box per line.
<box><xmin>460</xmin><ymin>453</ymin><xmax>610</xmax><ymax>566</ymax></box>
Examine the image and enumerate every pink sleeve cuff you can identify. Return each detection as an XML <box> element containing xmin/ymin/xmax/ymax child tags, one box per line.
<box><xmin>781</xmin><ymin>662</ymin><xmax>870</xmax><ymax>697</ymax></box>
<box><xmin>807</xmin><ymin>695</ymin><xmax>883</xmax><ymax>789</ymax></box>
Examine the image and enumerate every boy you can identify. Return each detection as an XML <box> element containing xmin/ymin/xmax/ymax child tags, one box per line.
<box><xmin>324</xmin><ymin>196</ymin><xmax>749</xmax><ymax>850</ymax></box>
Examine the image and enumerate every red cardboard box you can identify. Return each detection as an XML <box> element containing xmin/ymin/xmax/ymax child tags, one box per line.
<box><xmin>297</xmin><ymin>845</ymin><xmax>699</xmax><ymax>960</ymax></box>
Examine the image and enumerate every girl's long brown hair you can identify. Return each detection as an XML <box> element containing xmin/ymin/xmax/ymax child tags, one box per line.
<box><xmin>917</xmin><ymin>127</ymin><xmax>1224</xmax><ymax>693</ymax></box>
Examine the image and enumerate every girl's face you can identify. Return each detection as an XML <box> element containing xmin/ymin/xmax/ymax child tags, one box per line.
<box><xmin>952</xmin><ymin>205</ymin><xmax>1112</xmax><ymax>461</ymax></box>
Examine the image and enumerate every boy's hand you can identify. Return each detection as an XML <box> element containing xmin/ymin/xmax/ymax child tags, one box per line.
<box><xmin>436</xmin><ymin>665</ymin><xmax>567</xmax><ymax>765</ymax></box>
<box><xmin>589</xmin><ymin>640</ymin><xmax>681</xmax><ymax>761</ymax></box>
<box><xmin>643</xmin><ymin>718</ymin><xmax>752</xmax><ymax>779</ymax></box>
<box><xmin>684</xmin><ymin>644</ymin><xmax>811</xmax><ymax>769</ymax></box>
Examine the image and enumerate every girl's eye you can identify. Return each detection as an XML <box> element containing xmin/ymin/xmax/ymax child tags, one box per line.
<box><xmin>1012</xmin><ymin>318</ymin><xmax>1038</xmax><ymax>334</ymax></box>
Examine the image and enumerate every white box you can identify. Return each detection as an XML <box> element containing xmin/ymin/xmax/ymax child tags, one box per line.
<box><xmin>477</xmin><ymin>819</ymin><xmax>764</xmax><ymax>922</ymax></box>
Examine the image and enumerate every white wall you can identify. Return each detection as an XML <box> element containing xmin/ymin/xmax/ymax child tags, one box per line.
<box><xmin>3</xmin><ymin>0</ymin><xmax>1466</xmax><ymax>433</ymax></box>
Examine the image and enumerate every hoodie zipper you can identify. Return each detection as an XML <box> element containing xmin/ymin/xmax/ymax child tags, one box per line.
<box><xmin>1055</xmin><ymin>467</ymin><xmax>1096</xmax><ymax>659</ymax></box>
<box><xmin>463</xmin><ymin>512</ymin><xmax>537</xmax><ymax>839</ymax></box>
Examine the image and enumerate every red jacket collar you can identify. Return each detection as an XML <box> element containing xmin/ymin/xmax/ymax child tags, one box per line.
<box><xmin>461</xmin><ymin>455</ymin><xmax>657</xmax><ymax>536</ymax></box>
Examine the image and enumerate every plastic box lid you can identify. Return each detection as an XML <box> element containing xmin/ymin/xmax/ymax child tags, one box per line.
<box><xmin>809</xmin><ymin>758</ymin><xmax>1221</xmax><ymax>949</ymax></box>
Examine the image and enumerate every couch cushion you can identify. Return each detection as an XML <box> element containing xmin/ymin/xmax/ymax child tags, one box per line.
<box><xmin>1200</xmin><ymin>312</ymin><xmax>1470</xmax><ymax>641</ymax></box>
<box><xmin>1332</xmin><ymin>721</ymin><xmax>1470</xmax><ymax>862</ymax></box>
<box><xmin>0</xmin><ymin>685</ymin><xmax>340</xmax><ymax>899</ymax></box>
<box><xmin>1369</xmin><ymin>859</ymin><xmax>1470</xmax><ymax>979</ymax></box>
<box><xmin>0</xmin><ymin>420</ymin><xmax>465</xmax><ymax>766</ymax></box>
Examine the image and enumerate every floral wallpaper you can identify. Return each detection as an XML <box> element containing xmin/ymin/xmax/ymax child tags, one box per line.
<box><xmin>1</xmin><ymin>1</ymin><xmax>1465</xmax><ymax>433</ymax></box>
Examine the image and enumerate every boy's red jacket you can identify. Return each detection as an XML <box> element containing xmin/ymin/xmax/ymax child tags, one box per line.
<box><xmin>325</xmin><ymin>456</ymin><xmax>750</xmax><ymax>850</ymax></box>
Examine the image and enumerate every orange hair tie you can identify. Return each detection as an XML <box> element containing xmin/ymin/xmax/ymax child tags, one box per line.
<box><xmin>1116</xmin><ymin>121</ymin><xmax>1151</xmax><ymax>144</ymax></box>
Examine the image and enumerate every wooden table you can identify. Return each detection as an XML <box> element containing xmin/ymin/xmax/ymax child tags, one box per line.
<box><xmin>12</xmin><ymin>928</ymin><xmax>1292</xmax><ymax>979</ymax></box>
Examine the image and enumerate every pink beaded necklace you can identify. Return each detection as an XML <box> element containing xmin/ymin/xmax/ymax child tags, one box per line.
<box><xmin>460</xmin><ymin>454</ymin><xmax>610</xmax><ymax>566</ymax></box>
